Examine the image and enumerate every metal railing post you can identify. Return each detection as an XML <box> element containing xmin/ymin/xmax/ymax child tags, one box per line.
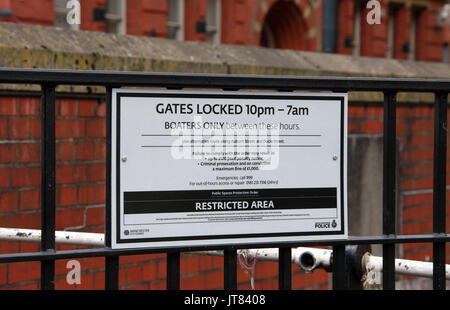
<box><xmin>224</xmin><ymin>248</ymin><xmax>237</xmax><ymax>290</ymax></box>
<box><xmin>433</xmin><ymin>92</ymin><xmax>447</xmax><ymax>290</ymax></box>
<box><xmin>105</xmin><ymin>86</ymin><xmax>119</xmax><ymax>290</ymax></box>
<box><xmin>332</xmin><ymin>245</ymin><xmax>346</xmax><ymax>289</ymax></box>
<box><xmin>40</xmin><ymin>84</ymin><xmax>56</xmax><ymax>290</ymax></box>
<box><xmin>382</xmin><ymin>91</ymin><xmax>397</xmax><ymax>290</ymax></box>
<box><xmin>167</xmin><ymin>252</ymin><xmax>181</xmax><ymax>290</ymax></box>
<box><xmin>278</xmin><ymin>247</ymin><xmax>292</xmax><ymax>290</ymax></box>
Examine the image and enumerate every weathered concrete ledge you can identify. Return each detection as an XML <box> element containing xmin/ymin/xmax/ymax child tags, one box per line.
<box><xmin>1</xmin><ymin>22</ymin><xmax>449</xmax><ymax>103</ymax></box>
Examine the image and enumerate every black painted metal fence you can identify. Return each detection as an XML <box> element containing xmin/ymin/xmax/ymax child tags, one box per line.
<box><xmin>0</xmin><ymin>68</ymin><xmax>448</xmax><ymax>290</ymax></box>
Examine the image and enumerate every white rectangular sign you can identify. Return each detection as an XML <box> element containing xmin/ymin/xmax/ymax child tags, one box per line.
<box><xmin>111</xmin><ymin>89</ymin><xmax>348</xmax><ymax>249</ymax></box>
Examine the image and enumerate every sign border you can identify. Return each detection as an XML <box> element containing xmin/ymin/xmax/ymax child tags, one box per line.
<box><xmin>111</xmin><ymin>89</ymin><xmax>348</xmax><ymax>248</ymax></box>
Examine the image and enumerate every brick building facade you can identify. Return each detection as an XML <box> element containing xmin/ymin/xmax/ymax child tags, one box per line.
<box><xmin>0</xmin><ymin>0</ymin><xmax>449</xmax><ymax>61</ymax></box>
<box><xmin>0</xmin><ymin>1</ymin><xmax>448</xmax><ymax>290</ymax></box>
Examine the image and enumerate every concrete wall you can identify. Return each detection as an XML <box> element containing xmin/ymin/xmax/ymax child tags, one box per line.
<box><xmin>1</xmin><ymin>22</ymin><xmax>450</xmax><ymax>78</ymax></box>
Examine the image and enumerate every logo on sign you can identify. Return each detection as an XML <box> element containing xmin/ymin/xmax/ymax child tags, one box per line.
<box><xmin>315</xmin><ymin>220</ymin><xmax>338</xmax><ymax>229</ymax></box>
<box><xmin>315</xmin><ymin>222</ymin><xmax>330</xmax><ymax>229</ymax></box>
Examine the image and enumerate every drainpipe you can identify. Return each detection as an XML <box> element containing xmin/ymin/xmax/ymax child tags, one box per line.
<box><xmin>322</xmin><ymin>0</ymin><xmax>339</xmax><ymax>53</ymax></box>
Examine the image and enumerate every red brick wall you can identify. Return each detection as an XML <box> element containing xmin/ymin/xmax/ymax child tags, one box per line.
<box><xmin>348</xmin><ymin>102</ymin><xmax>450</xmax><ymax>277</ymax></box>
<box><xmin>9</xmin><ymin>0</ymin><xmax>54</xmax><ymax>26</ymax></box>
<box><xmin>392</xmin><ymin>7</ymin><xmax>410</xmax><ymax>60</ymax></box>
<box><xmin>359</xmin><ymin>1</ymin><xmax>387</xmax><ymax>57</ymax></box>
<box><xmin>127</xmin><ymin>0</ymin><xmax>168</xmax><ymax>37</ymax></box>
<box><xmin>1</xmin><ymin>0</ymin><xmax>448</xmax><ymax>61</ymax></box>
<box><xmin>415</xmin><ymin>4</ymin><xmax>444</xmax><ymax>62</ymax></box>
<box><xmin>221</xmin><ymin>0</ymin><xmax>258</xmax><ymax>46</ymax></box>
<box><xmin>0</xmin><ymin>95</ymin><xmax>108</xmax><ymax>290</ymax></box>
<box><xmin>337</xmin><ymin>0</ymin><xmax>354</xmax><ymax>55</ymax></box>
<box><xmin>337</xmin><ymin>0</ymin><xmax>447</xmax><ymax>61</ymax></box>
<box><xmin>184</xmin><ymin>0</ymin><xmax>207</xmax><ymax>42</ymax></box>
<box><xmin>80</xmin><ymin>0</ymin><xmax>106</xmax><ymax>32</ymax></box>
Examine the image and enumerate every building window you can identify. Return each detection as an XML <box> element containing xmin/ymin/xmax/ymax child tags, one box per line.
<box><xmin>206</xmin><ymin>0</ymin><xmax>221</xmax><ymax>44</ymax></box>
<box><xmin>259</xmin><ymin>1</ymin><xmax>307</xmax><ymax>50</ymax></box>
<box><xmin>261</xmin><ymin>23</ymin><xmax>276</xmax><ymax>48</ymax></box>
<box><xmin>409</xmin><ymin>9</ymin><xmax>417</xmax><ymax>61</ymax></box>
<box><xmin>168</xmin><ymin>0</ymin><xmax>185</xmax><ymax>40</ymax></box>
<box><xmin>54</xmin><ymin>0</ymin><xmax>79</xmax><ymax>30</ymax></box>
<box><xmin>105</xmin><ymin>0</ymin><xmax>126</xmax><ymax>35</ymax></box>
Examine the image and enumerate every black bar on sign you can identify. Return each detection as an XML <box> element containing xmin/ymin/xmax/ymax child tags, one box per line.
<box><xmin>124</xmin><ymin>197</ymin><xmax>336</xmax><ymax>214</ymax></box>
<box><xmin>433</xmin><ymin>92</ymin><xmax>447</xmax><ymax>290</ymax></box>
<box><xmin>40</xmin><ymin>84</ymin><xmax>56</xmax><ymax>290</ymax></box>
<box><xmin>123</xmin><ymin>188</ymin><xmax>337</xmax><ymax>214</ymax></box>
<box><xmin>125</xmin><ymin>188</ymin><xmax>337</xmax><ymax>201</ymax></box>
<box><xmin>382</xmin><ymin>91</ymin><xmax>397</xmax><ymax>290</ymax></box>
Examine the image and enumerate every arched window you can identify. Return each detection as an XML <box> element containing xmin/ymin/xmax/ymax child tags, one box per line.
<box><xmin>259</xmin><ymin>1</ymin><xmax>307</xmax><ymax>50</ymax></box>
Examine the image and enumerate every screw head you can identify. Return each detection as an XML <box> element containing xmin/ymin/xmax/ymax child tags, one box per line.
<box><xmin>332</xmin><ymin>155</ymin><xmax>338</xmax><ymax>161</ymax></box>
<box><xmin>121</xmin><ymin>156</ymin><xmax>127</xmax><ymax>162</ymax></box>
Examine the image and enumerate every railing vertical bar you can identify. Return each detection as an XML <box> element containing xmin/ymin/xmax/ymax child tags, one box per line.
<box><xmin>332</xmin><ymin>245</ymin><xmax>346</xmax><ymax>289</ymax></box>
<box><xmin>105</xmin><ymin>256</ymin><xmax>119</xmax><ymax>290</ymax></box>
<box><xmin>224</xmin><ymin>248</ymin><xmax>237</xmax><ymax>290</ymax></box>
<box><xmin>433</xmin><ymin>92</ymin><xmax>447</xmax><ymax>290</ymax></box>
<box><xmin>104</xmin><ymin>86</ymin><xmax>119</xmax><ymax>290</ymax></box>
<box><xmin>382</xmin><ymin>91</ymin><xmax>397</xmax><ymax>290</ymax></box>
<box><xmin>40</xmin><ymin>84</ymin><xmax>56</xmax><ymax>290</ymax></box>
<box><xmin>105</xmin><ymin>86</ymin><xmax>112</xmax><ymax>253</ymax></box>
<box><xmin>167</xmin><ymin>252</ymin><xmax>181</xmax><ymax>290</ymax></box>
<box><xmin>278</xmin><ymin>247</ymin><xmax>292</xmax><ymax>290</ymax></box>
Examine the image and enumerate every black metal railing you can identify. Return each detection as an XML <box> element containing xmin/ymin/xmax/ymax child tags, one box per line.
<box><xmin>0</xmin><ymin>68</ymin><xmax>448</xmax><ymax>290</ymax></box>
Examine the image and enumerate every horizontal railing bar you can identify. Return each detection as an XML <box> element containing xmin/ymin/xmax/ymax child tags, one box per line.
<box><xmin>1</xmin><ymin>227</ymin><xmax>449</xmax><ymax>249</ymax></box>
<box><xmin>0</xmin><ymin>68</ymin><xmax>450</xmax><ymax>92</ymax></box>
<box><xmin>0</xmin><ymin>233</ymin><xmax>448</xmax><ymax>264</ymax></box>
<box><xmin>0</xmin><ymin>90</ymin><xmax>106</xmax><ymax>100</ymax></box>
<box><xmin>362</xmin><ymin>253</ymin><xmax>450</xmax><ymax>282</ymax></box>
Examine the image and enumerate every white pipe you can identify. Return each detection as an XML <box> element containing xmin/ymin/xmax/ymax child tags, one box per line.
<box><xmin>191</xmin><ymin>247</ymin><xmax>332</xmax><ymax>272</ymax></box>
<box><xmin>0</xmin><ymin>227</ymin><xmax>104</xmax><ymax>247</ymax></box>
<box><xmin>195</xmin><ymin>247</ymin><xmax>450</xmax><ymax>282</ymax></box>
<box><xmin>293</xmin><ymin>247</ymin><xmax>332</xmax><ymax>272</ymax></box>
<box><xmin>362</xmin><ymin>252</ymin><xmax>450</xmax><ymax>284</ymax></box>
